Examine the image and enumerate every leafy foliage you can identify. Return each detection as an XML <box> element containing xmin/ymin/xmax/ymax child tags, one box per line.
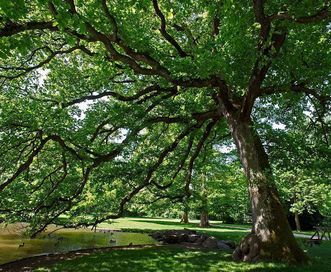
<box><xmin>0</xmin><ymin>0</ymin><xmax>329</xmax><ymax>240</ymax></box>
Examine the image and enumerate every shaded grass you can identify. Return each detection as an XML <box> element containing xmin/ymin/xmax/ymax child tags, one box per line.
<box><xmin>34</xmin><ymin>242</ymin><xmax>331</xmax><ymax>272</ymax></box>
<box><xmin>32</xmin><ymin>217</ymin><xmax>331</xmax><ymax>272</ymax></box>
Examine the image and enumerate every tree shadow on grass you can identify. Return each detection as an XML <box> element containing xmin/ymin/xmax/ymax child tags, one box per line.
<box><xmin>132</xmin><ymin>219</ymin><xmax>249</xmax><ymax>232</ymax></box>
<box><xmin>35</xmin><ymin>245</ymin><xmax>331</xmax><ymax>272</ymax></box>
<box><xmin>118</xmin><ymin>228</ymin><xmax>246</xmax><ymax>245</ymax></box>
<box><xmin>125</xmin><ymin>219</ymin><xmax>248</xmax><ymax>243</ymax></box>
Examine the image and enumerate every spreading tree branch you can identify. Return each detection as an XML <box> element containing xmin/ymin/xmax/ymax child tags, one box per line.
<box><xmin>152</xmin><ymin>0</ymin><xmax>188</xmax><ymax>57</ymax></box>
<box><xmin>269</xmin><ymin>3</ymin><xmax>330</xmax><ymax>24</ymax></box>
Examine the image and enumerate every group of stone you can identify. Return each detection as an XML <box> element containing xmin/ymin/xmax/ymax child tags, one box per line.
<box><xmin>150</xmin><ymin>229</ymin><xmax>235</xmax><ymax>250</ymax></box>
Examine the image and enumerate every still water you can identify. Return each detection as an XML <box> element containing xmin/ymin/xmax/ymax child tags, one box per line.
<box><xmin>0</xmin><ymin>224</ymin><xmax>156</xmax><ymax>265</ymax></box>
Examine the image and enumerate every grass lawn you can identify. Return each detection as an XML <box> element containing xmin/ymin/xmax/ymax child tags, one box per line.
<box><xmin>33</xmin><ymin>243</ymin><xmax>331</xmax><ymax>272</ymax></box>
<box><xmin>100</xmin><ymin>217</ymin><xmax>251</xmax><ymax>231</ymax></box>
<box><xmin>32</xmin><ymin>217</ymin><xmax>331</xmax><ymax>272</ymax></box>
<box><xmin>100</xmin><ymin>217</ymin><xmax>250</xmax><ymax>242</ymax></box>
<box><xmin>99</xmin><ymin>217</ymin><xmax>313</xmax><ymax>235</ymax></box>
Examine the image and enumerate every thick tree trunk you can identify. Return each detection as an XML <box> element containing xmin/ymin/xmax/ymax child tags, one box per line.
<box><xmin>226</xmin><ymin>116</ymin><xmax>307</xmax><ymax>264</ymax></box>
<box><xmin>294</xmin><ymin>212</ymin><xmax>301</xmax><ymax>232</ymax></box>
<box><xmin>180</xmin><ymin>211</ymin><xmax>189</xmax><ymax>224</ymax></box>
<box><xmin>199</xmin><ymin>210</ymin><xmax>210</xmax><ymax>227</ymax></box>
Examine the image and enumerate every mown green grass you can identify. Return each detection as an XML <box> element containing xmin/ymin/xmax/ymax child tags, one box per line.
<box><xmin>33</xmin><ymin>217</ymin><xmax>331</xmax><ymax>272</ymax></box>
<box><xmin>99</xmin><ymin>217</ymin><xmax>313</xmax><ymax>236</ymax></box>
<box><xmin>100</xmin><ymin>217</ymin><xmax>251</xmax><ymax>231</ymax></box>
<box><xmin>34</xmin><ymin>242</ymin><xmax>331</xmax><ymax>272</ymax></box>
<box><xmin>101</xmin><ymin>217</ymin><xmax>249</xmax><ymax>243</ymax></box>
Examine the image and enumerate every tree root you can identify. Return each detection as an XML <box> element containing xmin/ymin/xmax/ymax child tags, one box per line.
<box><xmin>232</xmin><ymin>233</ymin><xmax>310</xmax><ymax>264</ymax></box>
<box><xmin>232</xmin><ymin>233</ymin><xmax>261</xmax><ymax>262</ymax></box>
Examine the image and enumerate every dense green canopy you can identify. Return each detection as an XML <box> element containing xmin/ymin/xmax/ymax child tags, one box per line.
<box><xmin>0</xmin><ymin>0</ymin><xmax>330</xmax><ymax>263</ymax></box>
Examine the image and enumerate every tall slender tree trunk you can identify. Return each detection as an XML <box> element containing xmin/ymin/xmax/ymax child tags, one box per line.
<box><xmin>180</xmin><ymin>211</ymin><xmax>189</xmax><ymax>224</ymax></box>
<box><xmin>294</xmin><ymin>212</ymin><xmax>301</xmax><ymax>232</ymax></box>
<box><xmin>180</xmin><ymin>198</ymin><xmax>189</xmax><ymax>223</ymax></box>
<box><xmin>200</xmin><ymin>210</ymin><xmax>210</xmax><ymax>227</ymax></box>
<box><xmin>199</xmin><ymin>175</ymin><xmax>210</xmax><ymax>227</ymax></box>
<box><xmin>225</xmin><ymin>115</ymin><xmax>307</xmax><ymax>263</ymax></box>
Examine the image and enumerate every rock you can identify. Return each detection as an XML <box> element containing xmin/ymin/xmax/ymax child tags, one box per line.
<box><xmin>202</xmin><ymin>236</ymin><xmax>218</xmax><ymax>249</ymax></box>
<box><xmin>218</xmin><ymin>240</ymin><xmax>236</xmax><ymax>249</ymax></box>
<box><xmin>178</xmin><ymin>233</ymin><xmax>189</xmax><ymax>243</ymax></box>
<box><xmin>179</xmin><ymin>242</ymin><xmax>200</xmax><ymax>247</ymax></box>
<box><xmin>217</xmin><ymin>241</ymin><xmax>232</xmax><ymax>250</ymax></box>
<box><xmin>151</xmin><ymin>229</ymin><xmax>197</xmax><ymax>244</ymax></box>
<box><xmin>195</xmin><ymin>234</ymin><xmax>208</xmax><ymax>244</ymax></box>
<box><xmin>150</xmin><ymin>230</ymin><xmax>235</xmax><ymax>251</ymax></box>
<box><xmin>164</xmin><ymin>234</ymin><xmax>179</xmax><ymax>244</ymax></box>
<box><xmin>150</xmin><ymin>231</ymin><xmax>163</xmax><ymax>241</ymax></box>
<box><xmin>187</xmin><ymin>234</ymin><xmax>200</xmax><ymax>243</ymax></box>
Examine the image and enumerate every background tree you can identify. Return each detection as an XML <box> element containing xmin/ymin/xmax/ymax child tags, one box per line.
<box><xmin>254</xmin><ymin>92</ymin><xmax>331</xmax><ymax>230</ymax></box>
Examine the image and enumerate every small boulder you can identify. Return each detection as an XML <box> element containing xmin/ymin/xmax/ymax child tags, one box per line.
<box><xmin>164</xmin><ymin>234</ymin><xmax>179</xmax><ymax>244</ymax></box>
<box><xmin>217</xmin><ymin>241</ymin><xmax>232</xmax><ymax>250</ymax></box>
<box><xmin>202</xmin><ymin>236</ymin><xmax>218</xmax><ymax>249</ymax></box>
<box><xmin>150</xmin><ymin>231</ymin><xmax>163</xmax><ymax>241</ymax></box>
<box><xmin>195</xmin><ymin>234</ymin><xmax>208</xmax><ymax>244</ymax></box>
<box><xmin>150</xmin><ymin>230</ymin><xmax>235</xmax><ymax>251</ymax></box>
<box><xmin>187</xmin><ymin>234</ymin><xmax>200</xmax><ymax>243</ymax></box>
<box><xmin>178</xmin><ymin>233</ymin><xmax>189</xmax><ymax>243</ymax></box>
<box><xmin>218</xmin><ymin>240</ymin><xmax>236</xmax><ymax>249</ymax></box>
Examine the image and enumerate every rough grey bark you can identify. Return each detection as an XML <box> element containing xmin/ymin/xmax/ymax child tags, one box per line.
<box><xmin>225</xmin><ymin>115</ymin><xmax>307</xmax><ymax>263</ymax></box>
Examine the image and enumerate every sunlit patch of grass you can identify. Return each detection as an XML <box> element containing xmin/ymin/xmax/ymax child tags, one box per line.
<box><xmin>99</xmin><ymin>217</ymin><xmax>249</xmax><ymax>243</ymax></box>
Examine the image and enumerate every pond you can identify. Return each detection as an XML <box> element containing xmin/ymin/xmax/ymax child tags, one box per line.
<box><xmin>0</xmin><ymin>223</ymin><xmax>156</xmax><ymax>265</ymax></box>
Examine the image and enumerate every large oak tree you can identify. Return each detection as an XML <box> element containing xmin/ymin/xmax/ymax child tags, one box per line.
<box><xmin>0</xmin><ymin>0</ymin><xmax>330</xmax><ymax>264</ymax></box>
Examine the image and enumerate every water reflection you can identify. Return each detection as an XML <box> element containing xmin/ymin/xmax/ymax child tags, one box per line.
<box><xmin>0</xmin><ymin>224</ymin><xmax>155</xmax><ymax>264</ymax></box>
